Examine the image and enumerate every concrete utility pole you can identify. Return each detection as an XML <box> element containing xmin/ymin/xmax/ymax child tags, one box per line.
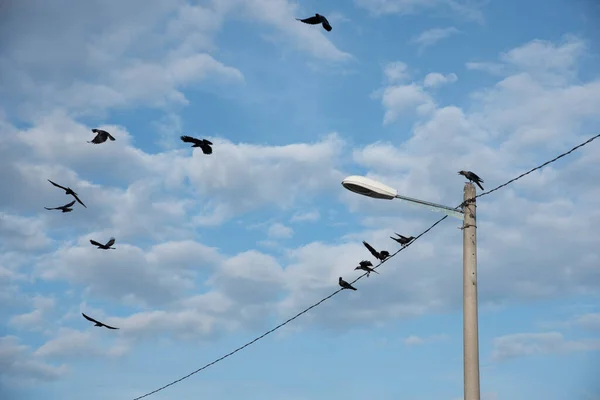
<box><xmin>462</xmin><ymin>183</ymin><xmax>480</xmax><ymax>400</ymax></box>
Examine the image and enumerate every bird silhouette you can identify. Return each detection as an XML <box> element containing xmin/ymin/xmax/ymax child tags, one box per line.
<box><xmin>88</xmin><ymin>128</ymin><xmax>115</xmax><ymax>144</ymax></box>
<box><xmin>90</xmin><ymin>237</ymin><xmax>116</xmax><ymax>249</ymax></box>
<box><xmin>180</xmin><ymin>135</ymin><xmax>213</xmax><ymax>154</ymax></box>
<box><xmin>295</xmin><ymin>13</ymin><xmax>332</xmax><ymax>31</ymax></box>
<box><xmin>82</xmin><ymin>313</ymin><xmax>119</xmax><ymax>330</ymax></box>
<box><xmin>355</xmin><ymin>260</ymin><xmax>379</xmax><ymax>277</ymax></box>
<box><xmin>390</xmin><ymin>233</ymin><xmax>415</xmax><ymax>247</ymax></box>
<box><xmin>44</xmin><ymin>200</ymin><xmax>76</xmax><ymax>213</ymax></box>
<box><xmin>47</xmin><ymin>179</ymin><xmax>87</xmax><ymax>208</ymax></box>
<box><xmin>339</xmin><ymin>277</ymin><xmax>357</xmax><ymax>290</ymax></box>
<box><xmin>362</xmin><ymin>241</ymin><xmax>390</xmax><ymax>261</ymax></box>
<box><xmin>458</xmin><ymin>170</ymin><xmax>484</xmax><ymax>191</ymax></box>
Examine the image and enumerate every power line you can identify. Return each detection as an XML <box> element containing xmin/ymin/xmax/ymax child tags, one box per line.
<box><xmin>132</xmin><ymin>132</ymin><xmax>599</xmax><ymax>400</ymax></box>
<box><xmin>469</xmin><ymin>133</ymin><xmax>600</xmax><ymax>203</ymax></box>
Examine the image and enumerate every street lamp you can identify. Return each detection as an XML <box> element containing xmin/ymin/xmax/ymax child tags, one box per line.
<box><xmin>342</xmin><ymin>175</ymin><xmax>464</xmax><ymax>219</ymax></box>
<box><xmin>341</xmin><ymin>175</ymin><xmax>481</xmax><ymax>400</ymax></box>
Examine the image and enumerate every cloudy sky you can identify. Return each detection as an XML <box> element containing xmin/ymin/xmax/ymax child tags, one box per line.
<box><xmin>1</xmin><ymin>0</ymin><xmax>600</xmax><ymax>399</ymax></box>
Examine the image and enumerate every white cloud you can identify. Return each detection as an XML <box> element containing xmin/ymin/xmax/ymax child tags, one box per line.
<box><xmin>379</xmin><ymin>83</ymin><xmax>436</xmax><ymax>124</ymax></box>
<box><xmin>491</xmin><ymin>332</ymin><xmax>600</xmax><ymax>361</ymax></box>
<box><xmin>0</xmin><ymin>336</ymin><xmax>67</xmax><ymax>386</ymax></box>
<box><xmin>267</xmin><ymin>223</ymin><xmax>294</xmax><ymax>239</ymax></box>
<box><xmin>404</xmin><ymin>333</ymin><xmax>448</xmax><ymax>345</ymax></box>
<box><xmin>411</xmin><ymin>27</ymin><xmax>460</xmax><ymax>50</ymax></box>
<box><xmin>354</xmin><ymin>0</ymin><xmax>484</xmax><ymax>22</ymax></box>
<box><xmin>423</xmin><ymin>72</ymin><xmax>458</xmax><ymax>88</ymax></box>
<box><xmin>384</xmin><ymin>61</ymin><xmax>410</xmax><ymax>83</ymax></box>
<box><xmin>290</xmin><ymin>210</ymin><xmax>321</xmax><ymax>223</ymax></box>
<box><xmin>8</xmin><ymin>295</ymin><xmax>55</xmax><ymax>332</ymax></box>
<box><xmin>572</xmin><ymin>313</ymin><xmax>600</xmax><ymax>331</ymax></box>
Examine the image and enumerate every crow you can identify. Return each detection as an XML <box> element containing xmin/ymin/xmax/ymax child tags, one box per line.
<box><xmin>90</xmin><ymin>237</ymin><xmax>116</xmax><ymax>250</ymax></box>
<box><xmin>458</xmin><ymin>170</ymin><xmax>484</xmax><ymax>191</ymax></box>
<box><xmin>47</xmin><ymin>179</ymin><xmax>87</xmax><ymax>208</ymax></box>
<box><xmin>355</xmin><ymin>260</ymin><xmax>379</xmax><ymax>277</ymax></box>
<box><xmin>339</xmin><ymin>277</ymin><xmax>357</xmax><ymax>291</ymax></box>
<box><xmin>362</xmin><ymin>240</ymin><xmax>390</xmax><ymax>261</ymax></box>
<box><xmin>296</xmin><ymin>13</ymin><xmax>332</xmax><ymax>32</ymax></box>
<box><xmin>390</xmin><ymin>233</ymin><xmax>415</xmax><ymax>247</ymax></box>
<box><xmin>44</xmin><ymin>200</ymin><xmax>76</xmax><ymax>213</ymax></box>
<box><xmin>88</xmin><ymin>129</ymin><xmax>115</xmax><ymax>144</ymax></box>
<box><xmin>82</xmin><ymin>313</ymin><xmax>119</xmax><ymax>330</ymax></box>
<box><xmin>180</xmin><ymin>135</ymin><xmax>213</xmax><ymax>155</ymax></box>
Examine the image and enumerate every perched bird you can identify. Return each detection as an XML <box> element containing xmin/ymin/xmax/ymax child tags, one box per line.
<box><xmin>90</xmin><ymin>237</ymin><xmax>116</xmax><ymax>250</ymax></box>
<box><xmin>180</xmin><ymin>135</ymin><xmax>213</xmax><ymax>155</ymax></box>
<box><xmin>44</xmin><ymin>200</ymin><xmax>76</xmax><ymax>213</ymax></box>
<box><xmin>362</xmin><ymin>240</ymin><xmax>390</xmax><ymax>262</ymax></box>
<box><xmin>295</xmin><ymin>13</ymin><xmax>332</xmax><ymax>32</ymax></box>
<box><xmin>355</xmin><ymin>260</ymin><xmax>379</xmax><ymax>277</ymax></box>
<box><xmin>47</xmin><ymin>179</ymin><xmax>87</xmax><ymax>208</ymax></box>
<box><xmin>458</xmin><ymin>170</ymin><xmax>484</xmax><ymax>191</ymax></box>
<box><xmin>88</xmin><ymin>128</ymin><xmax>115</xmax><ymax>144</ymax></box>
<box><xmin>82</xmin><ymin>313</ymin><xmax>119</xmax><ymax>330</ymax></box>
<box><xmin>390</xmin><ymin>233</ymin><xmax>415</xmax><ymax>247</ymax></box>
<box><xmin>338</xmin><ymin>277</ymin><xmax>357</xmax><ymax>291</ymax></box>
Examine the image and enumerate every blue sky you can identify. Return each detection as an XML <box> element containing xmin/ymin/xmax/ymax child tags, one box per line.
<box><xmin>1</xmin><ymin>0</ymin><xmax>600</xmax><ymax>399</ymax></box>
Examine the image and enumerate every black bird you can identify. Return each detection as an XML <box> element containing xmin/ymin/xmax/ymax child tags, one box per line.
<box><xmin>47</xmin><ymin>179</ymin><xmax>87</xmax><ymax>208</ymax></box>
<box><xmin>295</xmin><ymin>13</ymin><xmax>332</xmax><ymax>32</ymax></box>
<box><xmin>90</xmin><ymin>237</ymin><xmax>116</xmax><ymax>250</ymax></box>
<box><xmin>88</xmin><ymin>128</ymin><xmax>115</xmax><ymax>144</ymax></box>
<box><xmin>355</xmin><ymin>260</ymin><xmax>379</xmax><ymax>277</ymax></box>
<box><xmin>339</xmin><ymin>277</ymin><xmax>357</xmax><ymax>291</ymax></box>
<box><xmin>82</xmin><ymin>313</ymin><xmax>119</xmax><ymax>330</ymax></box>
<box><xmin>458</xmin><ymin>170</ymin><xmax>484</xmax><ymax>191</ymax></box>
<box><xmin>390</xmin><ymin>233</ymin><xmax>415</xmax><ymax>247</ymax></box>
<box><xmin>362</xmin><ymin>241</ymin><xmax>390</xmax><ymax>262</ymax></box>
<box><xmin>44</xmin><ymin>200</ymin><xmax>76</xmax><ymax>213</ymax></box>
<box><xmin>180</xmin><ymin>135</ymin><xmax>213</xmax><ymax>155</ymax></box>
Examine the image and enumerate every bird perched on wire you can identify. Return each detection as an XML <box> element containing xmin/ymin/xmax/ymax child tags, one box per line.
<box><xmin>355</xmin><ymin>260</ymin><xmax>379</xmax><ymax>277</ymax></box>
<box><xmin>390</xmin><ymin>233</ymin><xmax>415</xmax><ymax>247</ymax></box>
<box><xmin>180</xmin><ymin>135</ymin><xmax>213</xmax><ymax>155</ymax></box>
<box><xmin>88</xmin><ymin>128</ymin><xmax>115</xmax><ymax>144</ymax></box>
<box><xmin>458</xmin><ymin>170</ymin><xmax>484</xmax><ymax>191</ymax></box>
<box><xmin>47</xmin><ymin>179</ymin><xmax>87</xmax><ymax>208</ymax></box>
<box><xmin>90</xmin><ymin>237</ymin><xmax>116</xmax><ymax>250</ymax></box>
<box><xmin>295</xmin><ymin>13</ymin><xmax>332</xmax><ymax>31</ymax></box>
<box><xmin>338</xmin><ymin>277</ymin><xmax>357</xmax><ymax>291</ymax></box>
<box><xmin>82</xmin><ymin>313</ymin><xmax>119</xmax><ymax>330</ymax></box>
<box><xmin>44</xmin><ymin>200</ymin><xmax>76</xmax><ymax>213</ymax></box>
<box><xmin>362</xmin><ymin>240</ymin><xmax>390</xmax><ymax>262</ymax></box>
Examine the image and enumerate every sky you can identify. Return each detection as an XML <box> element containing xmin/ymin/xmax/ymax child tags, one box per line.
<box><xmin>1</xmin><ymin>0</ymin><xmax>600</xmax><ymax>399</ymax></box>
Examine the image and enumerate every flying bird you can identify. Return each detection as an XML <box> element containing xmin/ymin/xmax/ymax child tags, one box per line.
<box><xmin>339</xmin><ymin>277</ymin><xmax>357</xmax><ymax>291</ymax></box>
<box><xmin>82</xmin><ymin>313</ymin><xmax>119</xmax><ymax>330</ymax></box>
<box><xmin>90</xmin><ymin>237</ymin><xmax>116</xmax><ymax>250</ymax></box>
<box><xmin>390</xmin><ymin>233</ymin><xmax>415</xmax><ymax>247</ymax></box>
<box><xmin>44</xmin><ymin>200</ymin><xmax>76</xmax><ymax>213</ymax></box>
<box><xmin>47</xmin><ymin>179</ymin><xmax>87</xmax><ymax>208</ymax></box>
<box><xmin>355</xmin><ymin>260</ymin><xmax>379</xmax><ymax>277</ymax></box>
<box><xmin>180</xmin><ymin>135</ymin><xmax>213</xmax><ymax>155</ymax></box>
<box><xmin>458</xmin><ymin>170</ymin><xmax>484</xmax><ymax>191</ymax></box>
<box><xmin>88</xmin><ymin>128</ymin><xmax>115</xmax><ymax>144</ymax></box>
<box><xmin>362</xmin><ymin>241</ymin><xmax>390</xmax><ymax>262</ymax></box>
<box><xmin>295</xmin><ymin>13</ymin><xmax>332</xmax><ymax>32</ymax></box>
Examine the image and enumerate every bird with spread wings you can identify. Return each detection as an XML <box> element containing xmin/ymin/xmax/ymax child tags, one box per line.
<box><xmin>295</xmin><ymin>13</ymin><xmax>332</xmax><ymax>31</ymax></box>
<box><xmin>362</xmin><ymin>240</ymin><xmax>390</xmax><ymax>261</ymax></box>
<box><xmin>180</xmin><ymin>135</ymin><xmax>213</xmax><ymax>155</ymax></box>
<box><xmin>88</xmin><ymin>128</ymin><xmax>115</xmax><ymax>144</ymax></box>
<box><xmin>90</xmin><ymin>237</ymin><xmax>116</xmax><ymax>250</ymax></box>
<box><xmin>82</xmin><ymin>313</ymin><xmax>119</xmax><ymax>330</ymax></box>
<box><xmin>44</xmin><ymin>200</ymin><xmax>76</xmax><ymax>213</ymax></box>
<box><xmin>47</xmin><ymin>179</ymin><xmax>87</xmax><ymax>208</ymax></box>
